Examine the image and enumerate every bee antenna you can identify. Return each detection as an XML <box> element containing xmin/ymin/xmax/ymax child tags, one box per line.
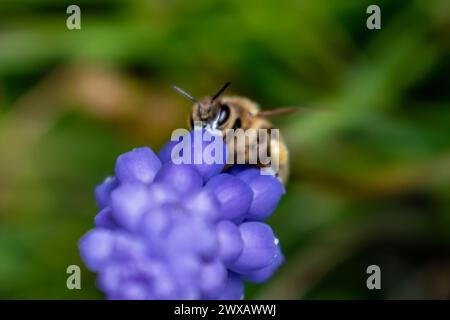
<box><xmin>172</xmin><ymin>85</ymin><xmax>198</xmax><ymax>103</ymax></box>
<box><xmin>211</xmin><ymin>82</ymin><xmax>231</xmax><ymax>101</ymax></box>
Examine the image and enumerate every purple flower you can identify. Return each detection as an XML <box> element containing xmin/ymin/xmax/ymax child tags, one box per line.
<box><xmin>205</xmin><ymin>173</ymin><xmax>253</xmax><ymax>222</ymax></box>
<box><xmin>228</xmin><ymin>222</ymin><xmax>279</xmax><ymax>273</ymax></box>
<box><xmin>115</xmin><ymin>147</ymin><xmax>161</xmax><ymax>184</ymax></box>
<box><xmin>79</xmin><ymin>130</ymin><xmax>285</xmax><ymax>300</ymax></box>
<box><xmin>154</xmin><ymin>163</ymin><xmax>203</xmax><ymax>195</ymax></box>
<box><xmin>243</xmin><ymin>245</ymin><xmax>284</xmax><ymax>283</ymax></box>
<box><xmin>94</xmin><ymin>177</ymin><xmax>118</xmax><ymax>210</ymax></box>
<box><xmin>158</xmin><ymin>128</ymin><xmax>227</xmax><ymax>180</ymax></box>
<box><xmin>216</xmin><ymin>220</ymin><xmax>243</xmax><ymax>264</ymax></box>
<box><xmin>218</xmin><ymin>272</ymin><xmax>244</xmax><ymax>300</ymax></box>
<box><xmin>234</xmin><ymin>168</ymin><xmax>285</xmax><ymax>221</ymax></box>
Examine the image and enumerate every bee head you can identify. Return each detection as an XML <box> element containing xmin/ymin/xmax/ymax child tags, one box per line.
<box><xmin>173</xmin><ymin>82</ymin><xmax>231</xmax><ymax>130</ymax></box>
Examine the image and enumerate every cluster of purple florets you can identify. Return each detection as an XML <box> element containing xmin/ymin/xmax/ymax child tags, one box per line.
<box><xmin>79</xmin><ymin>129</ymin><xmax>285</xmax><ymax>299</ymax></box>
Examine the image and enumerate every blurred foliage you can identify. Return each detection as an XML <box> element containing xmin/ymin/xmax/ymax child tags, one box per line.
<box><xmin>0</xmin><ymin>0</ymin><xmax>449</xmax><ymax>299</ymax></box>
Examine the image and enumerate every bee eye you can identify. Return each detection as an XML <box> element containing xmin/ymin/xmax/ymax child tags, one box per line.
<box><xmin>218</xmin><ymin>104</ymin><xmax>230</xmax><ymax>126</ymax></box>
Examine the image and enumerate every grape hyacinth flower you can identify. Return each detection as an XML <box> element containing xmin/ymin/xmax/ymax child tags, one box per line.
<box><xmin>79</xmin><ymin>128</ymin><xmax>285</xmax><ymax>300</ymax></box>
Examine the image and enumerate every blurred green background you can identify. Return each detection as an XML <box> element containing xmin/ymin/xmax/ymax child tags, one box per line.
<box><xmin>0</xmin><ymin>0</ymin><xmax>449</xmax><ymax>299</ymax></box>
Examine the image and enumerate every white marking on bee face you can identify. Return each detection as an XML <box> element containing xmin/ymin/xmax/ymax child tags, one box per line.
<box><xmin>208</xmin><ymin>111</ymin><xmax>221</xmax><ymax>130</ymax></box>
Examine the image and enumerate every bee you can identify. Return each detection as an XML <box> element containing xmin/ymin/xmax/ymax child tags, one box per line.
<box><xmin>173</xmin><ymin>82</ymin><xmax>315</xmax><ymax>184</ymax></box>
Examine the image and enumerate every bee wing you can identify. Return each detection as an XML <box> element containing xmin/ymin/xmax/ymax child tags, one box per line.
<box><xmin>258</xmin><ymin>106</ymin><xmax>329</xmax><ymax>117</ymax></box>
